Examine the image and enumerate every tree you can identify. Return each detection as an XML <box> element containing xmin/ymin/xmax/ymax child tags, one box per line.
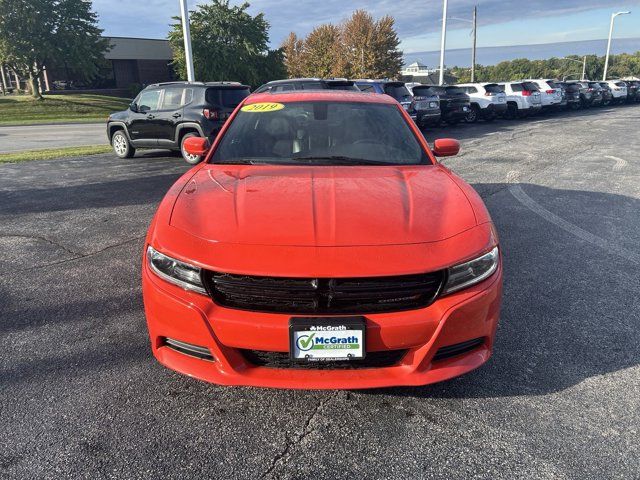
<box><xmin>168</xmin><ymin>0</ymin><xmax>284</xmax><ymax>88</ymax></box>
<box><xmin>281</xmin><ymin>10</ymin><xmax>403</xmax><ymax>80</ymax></box>
<box><xmin>0</xmin><ymin>0</ymin><xmax>108</xmax><ymax>99</ymax></box>
<box><xmin>282</xmin><ymin>32</ymin><xmax>305</xmax><ymax>78</ymax></box>
<box><xmin>302</xmin><ymin>24</ymin><xmax>341</xmax><ymax>78</ymax></box>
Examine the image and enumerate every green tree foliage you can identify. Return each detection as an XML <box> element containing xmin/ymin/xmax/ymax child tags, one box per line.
<box><xmin>168</xmin><ymin>0</ymin><xmax>285</xmax><ymax>88</ymax></box>
<box><xmin>282</xmin><ymin>10</ymin><xmax>403</xmax><ymax>79</ymax></box>
<box><xmin>0</xmin><ymin>0</ymin><xmax>109</xmax><ymax>99</ymax></box>
<box><xmin>449</xmin><ymin>52</ymin><xmax>640</xmax><ymax>83</ymax></box>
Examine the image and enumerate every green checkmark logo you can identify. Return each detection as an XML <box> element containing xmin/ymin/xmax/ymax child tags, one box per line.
<box><xmin>297</xmin><ymin>333</ymin><xmax>316</xmax><ymax>351</ymax></box>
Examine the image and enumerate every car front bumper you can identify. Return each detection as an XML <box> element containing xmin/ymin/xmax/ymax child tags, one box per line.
<box><xmin>142</xmin><ymin>254</ymin><xmax>503</xmax><ymax>389</ymax></box>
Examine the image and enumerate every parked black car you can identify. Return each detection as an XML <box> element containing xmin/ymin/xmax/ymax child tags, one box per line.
<box><xmin>424</xmin><ymin>86</ymin><xmax>470</xmax><ymax>125</ymax></box>
<box><xmin>354</xmin><ymin>80</ymin><xmax>417</xmax><ymax>121</ymax></box>
<box><xmin>558</xmin><ymin>82</ymin><xmax>582</xmax><ymax>110</ymax></box>
<box><xmin>624</xmin><ymin>80</ymin><xmax>639</xmax><ymax>102</ymax></box>
<box><xmin>408</xmin><ymin>84</ymin><xmax>441</xmax><ymax>127</ymax></box>
<box><xmin>254</xmin><ymin>78</ymin><xmax>359</xmax><ymax>93</ymax></box>
<box><xmin>569</xmin><ymin>81</ymin><xmax>596</xmax><ymax>108</ymax></box>
<box><xmin>597</xmin><ymin>82</ymin><xmax>614</xmax><ymax>105</ymax></box>
<box><xmin>107</xmin><ymin>81</ymin><xmax>250</xmax><ymax>164</ymax></box>
<box><xmin>587</xmin><ymin>82</ymin><xmax>606</xmax><ymax>106</ymax></box>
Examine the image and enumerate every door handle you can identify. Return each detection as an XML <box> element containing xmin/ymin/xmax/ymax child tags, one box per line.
<box><xmin>146</xmin><ymin>114</ymin><xmax>155</xmax><ymax>120</ymax></box>
<box><xmin>172</xmin><ymin>113</ymin><xmax>182</xmax><ymax>118</ymax></box>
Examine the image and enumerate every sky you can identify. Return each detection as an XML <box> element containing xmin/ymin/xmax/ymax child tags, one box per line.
<box><xmin>93</xmin><ymin>0</ymin><xmax>640</xmax><ymax>56</ymax></box>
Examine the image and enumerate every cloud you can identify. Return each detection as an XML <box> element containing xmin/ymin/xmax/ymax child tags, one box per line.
<box><xmin>93</xmin><ymin>0</ymin><xmax>640</xmax><ymax>45</ymax></box>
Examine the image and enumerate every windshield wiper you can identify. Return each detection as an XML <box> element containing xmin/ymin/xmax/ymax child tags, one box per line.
<box><xmin>292</xmin><ymin>156</ymin><xmax>394</xmax><ymax>165</ymax></box>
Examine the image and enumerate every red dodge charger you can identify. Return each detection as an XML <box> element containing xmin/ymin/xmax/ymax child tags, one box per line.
<box><xmin>142</xmin><ymin>90</ymin><xmax>502</xmax><ymax>389</ymax></box>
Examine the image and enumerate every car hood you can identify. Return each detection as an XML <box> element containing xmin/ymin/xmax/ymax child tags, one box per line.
<box><xmin>169</xmin><ymin>165</ymin><xmax>477</xmax><ymax>247</ymax></box>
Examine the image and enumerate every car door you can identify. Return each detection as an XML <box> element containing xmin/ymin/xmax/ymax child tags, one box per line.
<box><xmin>155</xmin><ymin>86</ymin><xmax>186</xmax><ymax>146</ymax></box>
<box><xmin>129</xmin><ymin>88</ymin><xmax>162</xmax><ymax>143</ymax></box>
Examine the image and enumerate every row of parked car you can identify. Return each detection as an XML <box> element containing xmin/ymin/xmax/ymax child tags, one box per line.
<box><xmin>106</xmin><ymin>76</ymin><xmax>640</xmax><ymax>163</ymax></box>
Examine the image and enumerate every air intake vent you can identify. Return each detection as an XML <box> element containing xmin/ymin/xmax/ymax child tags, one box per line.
<box><xmin>241</xmin><ymin>349</ymin><xmax>407</xmax><ymax>369</ymax></box>
<box><xmin>433</xmin><ymin>338</ymin><xmax>484</xmax><ymax>362</ymax></box>
<box><xmin>163</xmin><ymin>338</ymin><xmax>215</xmax><ymax>361</ymax></box>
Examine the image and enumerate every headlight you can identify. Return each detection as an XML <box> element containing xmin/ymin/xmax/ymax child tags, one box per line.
<box><xmin>146</xmin><ymin>246</ymin><xmax>206</xmax><ymax>294</ymax></box>
<box><xmin>442</xmin><ymin>246</ymin><xmax>499</xmax><ymax>294</ymax></box>
<box><xmin>429</xmin><ymin>101</ymin><xmax>438</xmax><ymax>108</ymax></box>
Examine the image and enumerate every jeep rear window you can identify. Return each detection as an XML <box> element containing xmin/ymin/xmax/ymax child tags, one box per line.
<box><xmin>211</xmin><ymin>101</ymin><xmax>428</xmax><ymax>166</ymax></box>
<box><xmin>206</xmin><ymin>87</ymin><xmax>250</xmax><ymax>108</ymax></box>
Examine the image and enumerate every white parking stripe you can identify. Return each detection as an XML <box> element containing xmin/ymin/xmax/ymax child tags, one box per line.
<box><xmin>605</xmin><ymin>155</ymin><xmax>628</xmax><ymax>171</ymax></box>
<box><xmin>506</xmin><ymin>170</ymin><xmax>640</xmax><ymax>264</ymax></box>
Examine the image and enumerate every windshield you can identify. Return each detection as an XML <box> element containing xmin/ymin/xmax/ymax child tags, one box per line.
<box><xmin>210</xmin><ymin>101</ymin><xmax>428</xmax><ymax>166</ymax></box>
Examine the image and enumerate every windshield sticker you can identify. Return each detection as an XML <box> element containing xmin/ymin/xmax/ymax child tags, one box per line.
<box><xmin>241</xmin><ymin>102</ymin><xmax>285</xmax><ymax>113</ymax></box>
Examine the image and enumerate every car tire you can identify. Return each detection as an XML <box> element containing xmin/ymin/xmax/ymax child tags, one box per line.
<box><xmin>505</xmin><ymin>104</ymin><xmax>518</xmax><ymax>120</ymax></box>
<box><xmin>464</xmin><ymin>106</ymin><xmax>479</xmax><ymax>123</ymax></box>
<box><xmin>181</xmin><ymin>133</ymin><xmax>203</xmax><ymax>165</ymax></box>
<box><xmin>111</xmin><ymin>130</ymin><xmax>135</xmax><ymax>159</ymax></box>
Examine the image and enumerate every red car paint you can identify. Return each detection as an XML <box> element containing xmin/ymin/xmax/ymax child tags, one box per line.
<box><xmin>142</xmin><ymin>91</ymin><xmax>502</xmax><ymax>389</ymax></box>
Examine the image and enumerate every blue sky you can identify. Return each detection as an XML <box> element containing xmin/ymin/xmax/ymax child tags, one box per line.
<box><xmin>93</xmin><ymin>0</ymin><xmax>640</xmax><ymax>53</ymax></box>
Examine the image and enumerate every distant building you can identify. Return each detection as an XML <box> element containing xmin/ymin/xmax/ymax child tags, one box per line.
<box><xmin>401</xmin><ymin>61</ymin><xmax>435</xmax><ymax>77</ymax></box>
<box><xmin>0</xmin><ymin>36</ymin><xmax>175</xmax><ymax>95</ymax></box>
<box><xmin>399</xmin><ymin>61</ymin><xmax>457</xmax><ymax>85</ymax></box>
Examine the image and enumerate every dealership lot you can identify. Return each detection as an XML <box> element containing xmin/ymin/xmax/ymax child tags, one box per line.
<box><xmin>1</xmin><ymin>105</ymin><xmax>638</xmax><ymax>478</ymax></box>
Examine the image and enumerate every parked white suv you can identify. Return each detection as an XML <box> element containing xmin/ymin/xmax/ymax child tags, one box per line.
<box><xmin>523</xmin><ymin>79</ymin><xmax>563</xmax><ymax>109</ymax></box>
<box><xmin>603</xmin><ymin>80</ymin><xmax>628</xmax><ymax>103</ymax></box>
<box><xmin>457</xmin><ymin>83</ymin><xmax>508</xmax><ymax>122</ymax></box>
<box><xmin>498</xmin><ymin>82</ymin><xmax>542</xmax><ymax>118</ymax></box>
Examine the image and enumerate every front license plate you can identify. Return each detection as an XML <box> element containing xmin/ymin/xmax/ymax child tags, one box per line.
<box><xmin>290</xmin><ymin>317</ymin><xmax>365</xmax><ymax>361</ymax></box>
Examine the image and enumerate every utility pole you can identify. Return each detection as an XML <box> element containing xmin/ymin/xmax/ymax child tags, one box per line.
<box><xmin>581</xmin><ymin>55</ymin><xmax>587</xmax><ymax>81</ymax></box>
<box><xmin>438</xmin><ymin>0</ymin><xmax>448</xmax><ymax>85</ymax></box>
<box><xmin>603</xmin><ymin>11</ymin><xmax>630</xmax><ymax>81</ymax></box>
<box><xmin>0</xmin><ymin>64</ymin><xmax>8</xmax><ymax>93</ymax></box>
<box><xmin>179</xmin><ymin>0</ymin><xmax>196</xmax><ymax>82</ymax></box>
<box><xmin>471</xmin><ymin>6</ymin><xmax>477</xmax><ymax>83</ymax></box>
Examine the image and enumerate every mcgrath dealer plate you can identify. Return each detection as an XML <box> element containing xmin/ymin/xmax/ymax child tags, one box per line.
<box><xmin>290</xmin><ymin>317</ymin><xmax>365</xmax><ymax>362</ymax></box>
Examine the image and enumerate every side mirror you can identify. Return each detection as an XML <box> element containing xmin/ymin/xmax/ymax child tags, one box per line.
<box><xmin>129</xmin><ymin>102</ymin><xmax>138</xmax><ymax>112</ymax></box>
<box><xmin>183</xmin><ymin>136</ymin><xmax>210</xmax><ymax>156</ymax></box>
<box><xmin>432</xmin><ymin>138</ymin><xmax>460</xmax><ymax>157</ymax></box>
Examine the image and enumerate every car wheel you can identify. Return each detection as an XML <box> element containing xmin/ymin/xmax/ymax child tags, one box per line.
<box><xmin>505</xmin><ymin>104</ymin><xmax>518</xmax><ymax>119</ymax></box>
<box><xmin>181</xmin><ymin>133</ymin><xmax>203</xmax><ymax>165</ymax></box>
<box><xmin>111</xmin><ymin>130</ymin><xmax>135</xmax><ymax>158</ymax></box>
<box><xmin>464</xmin><ymin>106</ymin><xmax>479</xmax><ymax>123</ymax></box>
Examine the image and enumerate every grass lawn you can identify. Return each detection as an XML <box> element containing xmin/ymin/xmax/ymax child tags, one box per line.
<box><xmin>0</xmin><ymin>94</ymin><xmax>130</xmax><ymax>126</ymax></box>
<box><xmin>0</xmin><ymin>145</ymin><xmax>113</xmax><ymax>163</ymax></box>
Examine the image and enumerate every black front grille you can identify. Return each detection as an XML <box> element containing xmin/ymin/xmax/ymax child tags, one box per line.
<box><xmin>432</xmin><ymin>338</ymin><xmax>485</xmax><ymax>362</ymax></box>
<box><xmin>241</xmin><ymin>349</ymin><xmax>407</xmax><ymax>369</ymax></box>
<box><xmin>202</xmin><ymin>270</ymin><xmax>445</xmax><ymax>314</ymax></box>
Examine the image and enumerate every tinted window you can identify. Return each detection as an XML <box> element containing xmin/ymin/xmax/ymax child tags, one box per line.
<box><xmin>137</xmin><ymin>90</ymin><xmax>161</xmax><ymax>112</ymax></box>
<box><xmin>523</xmin><ymin>82</ymin><xmax>539</xmax><ymax>91</ymax></box>
<box><xmin>412</xmin><ymin>86</ymin><xmax>437</xmax><ymax>97</ymax></box>
<box><xmin>206</xmin><ymin>87</ymin><xmax>250</xmax><ymax>107</ymax></box>
<box><xmin>484</xmin><ymin>84</ymin><xmax>502</xmax><ymax>93</ymax></box>
<box><xmin>465</xmin><ymin>87</ymin><xmax>478</xmax><ymax>93</ymax></box>
<box><xmin>510</xmin><ymin>83</ymin><xmax>523</xmax><ymax>92</ymax></box>
<box><xmin>615</xmin><ymin>82</ymin><xmax>626</xmax><ymax>87</ymax></box>
<box><xmin>546</xmin><ymin>81</ymin><xmax>559</xmax><ymax>89</ymax></box>
<box><xmin>445</xmin><ymin>87</ymin><xmax>464</xmax><ymax>95</ymax></box>
<box><xmin>301</xmin><ymin>82</ymin><xmax>323</xmax><ymax>90</ymax></box>
<box><xmin>161</xmin><ymin>87</ymin><xmax>185</xmax><ymax>110</ymax></box>
<box><xmin>565</xmin><ymin>84</ymin><xmax>580</xmax><ymax>92</ymax></box>
<box><xmin>383</xmin><ymin>84</ymin><xmax>412</xmax><ymax>101</ymax></box>
<box><xmin>272</xmin><ymin>84</ymin><xmax>295</xmax><ymax>92</ymax></box>
<box><xmin>211</xmin><ymin>101</ymin><xmax>427</xmax><ymax>166</ymax></box>
<box><xmin>357</xmin><ymin>84</ymin><xmax>375</xmax><ymax>92</ymax></box>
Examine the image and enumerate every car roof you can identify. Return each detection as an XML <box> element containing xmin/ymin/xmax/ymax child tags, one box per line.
<box><xmin>245</xmin><ymin>90</ymin><xmax>398</xmax><ymax>105</ymax></box>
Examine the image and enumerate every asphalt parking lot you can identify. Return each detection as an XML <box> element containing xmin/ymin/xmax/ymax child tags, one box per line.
<box><xmin>1</xmin><ymin>104</ymin><xmax>639</xmax><ymax>479</ymax></box>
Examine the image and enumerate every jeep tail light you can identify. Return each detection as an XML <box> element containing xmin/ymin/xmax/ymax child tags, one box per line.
<box><xmin>203</xmin><ymin>108</ymin><xmax>219</xmax><ymax>120</ymax></box>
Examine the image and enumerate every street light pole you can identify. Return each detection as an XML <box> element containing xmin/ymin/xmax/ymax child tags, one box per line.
<box><xmin>603</xmin><ymin>11</ymin><xmax>630</xmax><ymax>81</ymax></box>
<box><xmin>179</xmin><ymin>0</ymin><xmax>196</xmax><ymax>82</ymax></box>
<box><xmin>438</xmin><ymin>0</ymin><xmax>448</xmax><ymax>86</ymax></box>
<box><xmin>581</xmin><ymin>55</ymin><xmax>587</xmax><ymax>81</ymax></box>
<box><xmin>471</xmin><ymin>6</ymin><xmax>477</xmax><ymax>83</ymax></box>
